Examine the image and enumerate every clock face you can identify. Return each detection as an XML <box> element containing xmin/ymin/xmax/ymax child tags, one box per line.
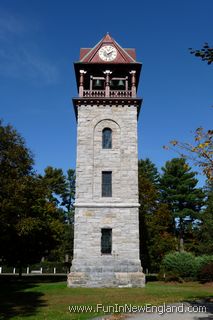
<box><xmin>99</xmin><ymin>45</ymin><xmax>117</xmax><ymax>61</ymax></box>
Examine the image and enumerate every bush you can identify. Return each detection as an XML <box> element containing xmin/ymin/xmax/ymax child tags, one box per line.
<box><xmin>195</xmin><ymin>255</ymin><xmax>213</xmax><ymax>274</ymax></box>
<box><xmin>161</xmin><ymin>252</ymin><xmax>197</xmax><ymax>280</ymax></box>
<box><xmin>198</xmin><ymin>262</ymin><xmax>213</xmax><ymax>283</ymax></box>
<box><xmin>160</xmin><ymin>252</ymin><xmax>213</xmax><ymax>281</ymax></box>
<box><xmin>158</xmin><ymin>270</ymin><xmax>183</xmax><ymax>282</ymax></box>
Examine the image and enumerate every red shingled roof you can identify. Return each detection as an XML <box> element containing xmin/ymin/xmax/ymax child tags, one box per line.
<box><xmin>79</xmin><ymin>33</ymin><xmax>137</xmax><ymax>63</ymax></box>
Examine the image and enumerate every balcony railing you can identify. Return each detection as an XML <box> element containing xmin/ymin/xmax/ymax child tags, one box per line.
<box><xmin>83</xmin><ymin>90</ymin><xmax>105</xmax><ymax>97</ymax></box>
<box><xmin>110</xmin><ymin>90</ymin><xmax>132</xmax><ymax>98</ymax></box>
<box><xmin>82</xmin><ymin>90</ymin><xmax>133</xmax><ymax>98</ymax></box>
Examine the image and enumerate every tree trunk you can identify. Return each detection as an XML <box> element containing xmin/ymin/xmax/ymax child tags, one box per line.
<box><xmin>179</xmin><ymin>237</ymin><xmax>184</xmax><ymax>252</ymax></box>
<box><xmin>18</xmin><ymin>263</ymin><xmax>22</xmax><ymax>278</ymax></box>
<box><xmin>179</xmin><ymin>218</ymin><xmax>184</xmax><ymax>252</ymax></box>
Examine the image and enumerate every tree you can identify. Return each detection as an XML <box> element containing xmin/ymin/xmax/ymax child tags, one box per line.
<box><xmin>42</xmin><ymin>167</ymin><xmax>75</xmax><ymax>262</ymax></box>
<box><xmin>138</xmin><ymin>158</ymin><xmax>160</xmax><ymax>186</ymax></box>
<box><xmin>3</xmin><ymin>175</ymin><xmax>64</xmax><ymax>275</ymax></box>
<box><xmin>146</xmin><ymin>203</ymin><xmax>176</xmax><ymax>272</ymax></box>
<box><xmin>62</xmin><ymin>169</ymin><xmax>75</xmax><ymax>224</ymax></box>
<box><xmin>160</xmin><ymin>158</ymin><xmax>204</xmax><ymax>252</ymax></box>
<box><xmin>138</xmin><ymin>171</ymin><xmax>156</xmax><ymax>271</ymax></box>
<box><xmin>189</xmin><ymin>43</ymin><xmax>213</xmax><ymax>65</ymax></box>
<box><xmin>42</xmin><ymin>166</ymin><xmax>67</xmax><ymax>205</ymax></box>
<box><xmin>165</xmin><ymin>127</ymin><xmax>213</xmax><ymax>181</ymax></box>
<box><xmin>196</xmin><ymin>181</ymin><xmax>213</xmax><ymax>254</ymax></box>
<box><xmin>164</xmin><ymin>42</ymin><xmax>213</xmax><ymax>181</ymax></box>
<box><xmin>61</xmin><ymin>169</ymin><xmax>75</xmax><ymax>262</ymax></box>
<box><xmin>0</xmin><ymin>120</ymin><xmax>34</xmax><ymax>265</ymax></box>
<box><xmin>42</xmin><ymin>167</ymin><xmax>75</xmax><ymax>222</ymax></box>
<box><xmin>0</xmin><ymin>121</ymin><xmax>64</xmax><ymax>275</ymax></box>
<box><xmin>138</xmin><ymin>159</ymin><xmax>175</xmax><ymax>272</ymax></box>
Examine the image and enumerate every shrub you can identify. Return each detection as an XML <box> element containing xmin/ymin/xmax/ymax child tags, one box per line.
<box><xmin>161</xmin><ymin>252</ymin><xmax>213</xmax><ymax>281</ymax></box>
<box><xmin>161</xmin><ymin>252</ymin><xmax>197</xmax><ymax>280</ymax></box>
<box><xmin>158</xmin><ymin>270</ymin><xmax>183</xmax><ymax>282</ymax></box>
<box><xmin>195</xmin><ymin>255</ymin><xmax>213</xmax><ymax>275</ymax></box>
<box><xmin>198</xmin><ymin>262</ymin><xmax>213</xmax><ymax>283</ymax></box>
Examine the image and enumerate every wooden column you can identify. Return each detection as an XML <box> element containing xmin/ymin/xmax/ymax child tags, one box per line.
<box><xmin>79</xmin><ymin>70</ymin><xmax>87</xmax><ymax>97</ymax></box>
<box><xmin>104</xmin><ymin>70</ymin><xmax>112</xmax><ymax>97</ymax></box>
<box><xmin>125</xmin><ymin>76</ymin><xmax>128</xmax><ymax>91</ymax></box>
<box><xmin>130</xmin><ymin>71</ymin><xmax>136</xmax><ymax>97</ymax></box>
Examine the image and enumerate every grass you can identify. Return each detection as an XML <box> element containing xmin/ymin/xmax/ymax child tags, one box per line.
<box><xmin>0</xmin><ymin>277</ymin><xmax>212</xmax><ymax>320</ymax></box>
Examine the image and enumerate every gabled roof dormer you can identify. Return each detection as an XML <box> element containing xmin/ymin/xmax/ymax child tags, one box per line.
<box><xmin>79</xmin><ymin>33</ymin><xmax>139</xmax><ymax>64</ymax></box>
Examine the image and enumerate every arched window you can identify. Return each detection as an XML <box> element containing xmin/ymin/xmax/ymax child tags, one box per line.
<box><xmin>102</xmin><ymin>128</ymin><xmax>112</xmax><ymax>149</ymax></box>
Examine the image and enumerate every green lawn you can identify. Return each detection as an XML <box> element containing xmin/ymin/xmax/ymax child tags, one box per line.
<box><xmin>0</xmin><ymin>278</ymin><xmax>212</xmax><ymax>320</ymax></box>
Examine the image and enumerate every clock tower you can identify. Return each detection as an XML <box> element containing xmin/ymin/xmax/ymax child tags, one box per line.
<box><xmin>68</xmin><ymin>34</ymin><xmax>145</xmax><ymax>287</ymax></box>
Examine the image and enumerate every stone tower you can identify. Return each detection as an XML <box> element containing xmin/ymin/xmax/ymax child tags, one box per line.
<box><xmin>67</xmin><ymin>34</ymin><xmax>145</xmax><ymax>287</ymax></box>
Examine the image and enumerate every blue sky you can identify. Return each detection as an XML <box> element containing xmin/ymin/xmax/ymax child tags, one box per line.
<box><xmin>0</xmin><ymin>0</ymin><xmax>212</xmax><ymax>186</ymax></box>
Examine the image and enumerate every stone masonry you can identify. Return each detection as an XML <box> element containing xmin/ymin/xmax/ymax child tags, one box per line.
<box><xmin>67</xmin><ymin>104</ymin><xmax>145</xmax><ymax>287</ymax></box>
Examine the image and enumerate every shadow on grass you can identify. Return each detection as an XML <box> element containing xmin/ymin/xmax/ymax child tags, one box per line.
<box><xmin>0</xmin><ymin>275</ymin><xmax>66</xmax><ymax>319</ymax></box>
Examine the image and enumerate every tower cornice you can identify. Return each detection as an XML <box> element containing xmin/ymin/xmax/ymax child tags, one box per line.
<box><xmin>72</xmin><ymin>97</ymin><xmax>143</xmax><ymax>119</ymax></box>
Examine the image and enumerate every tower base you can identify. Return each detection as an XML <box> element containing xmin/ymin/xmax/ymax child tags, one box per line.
<box><xmin>67</xmin><ymin>261</ymin><xmax>145</xmax><ymax>287</ymax></box>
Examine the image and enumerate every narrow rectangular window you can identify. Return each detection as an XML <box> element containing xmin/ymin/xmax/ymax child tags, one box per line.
<box><xmin>101</xmin><ymin>228</ymin><xmax>112</xmax><ymax>254</ymax></box>
<box><xmin>102</xmin><ymin>171</ymin><xmax>112</xmax><ymax>197</ymax></box>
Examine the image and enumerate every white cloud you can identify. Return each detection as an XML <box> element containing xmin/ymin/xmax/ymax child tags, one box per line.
<box><xmin>0</xmin><ymin>11</ymin><xmax>59</xmax><ymax>85</ymax></box>
<box><xmin>0</xmin><ymin>11</ymin><xmax>28</xmax><ymax>39</ymax></box>
<box><xmin>0</xmin><ymin>47</ymin><xmax>59</xmax><ymax>85</ymax></box>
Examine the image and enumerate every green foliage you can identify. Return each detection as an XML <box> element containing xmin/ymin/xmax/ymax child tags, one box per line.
<box><xmin>48</xmin><ymin>224</ymin><xmax>74</xmax><ymax>263</ymax></box>
<box><xmin>146</xmin><ymin>204</ymin><xmax>177</xmax><ymax>271</ymax></box>
<box><xmin>42</xmin><ymin>166</ymin><xmax>67</xmax><ymax>205</ymax></box>
<box><xmin>161</xmin><ymin>252</ymin><xmax>213</xmax><ymax>281</ymax></box>
<box><xmin>161</xmin><ymin>252</ymin><xmax>197</xmax><ymax>280</ymax></box>
<box><xmin>138</xmin><ymin>159</ymin><xmax>160</xmax><ymax>270</ymax></box>
<box><xmin>160</xmin><ymin>158</ymin><xmax>204</xmax><ymax>251</ymax></box>
<box><xmin>160</xmin><ymin>158</ymin><xmax>204</xmax><ymax>218</ymax></box>
<box><xmin>138</xmin><ymin>158</ymin><xmax>160</xmax><ymax>186</ymax></box>
<box><xmin>165</xmin><ymin>48</ymin><xmax>213</xmax><ymax>181</ymax></box>
<box><xmin>198</xmin><ymin>262</ymin><xmax>213</xmax><ymax>283</ymax></box>
<box><xmin>0</xmin><ymin>120</ymin><xmax>34</xmax><ymax>176</ymax></box>
<box><xmin>166</xmin><ymin>127</ymin><xmax>213</xmax><ymax>181</ymax></box>
<box><xmin>189</xmin><ymin>43</ymin><xmax>213</xmax><ymax>65</ymax></box>
<box><xmin>1</xmin><ymin>174</ymin><xmax>64</xmax><ymax>270</ymax></box>
<box><xmin>138</xmin><ymin>159</ymin><xmax>175</xmax><ymax>272</ymax></box>
<box><xmin>42</xmin><ymin>167</ymin><xmax>75</xmax><ymax>223</ymax></box>
<box><xmin>62</xmin><ymin>169</ymin><xmax>75</xmax><ymax>224</ymax></box>
<box><xmin>41</xmin><ymin>167</ymin><xmax>75</xmax><ymax>262</ymax></box>
<box><xmin>195</xmin><ymin>254</ymin><xmax>213</xmax><ymax>271</ymax></box>
<box><xmin>1</xmin><ymin>118</ymin><xmax>211</xmax><ymax>276</ymax></box>
<box><xmin>0</xmin><ymin>120</ymin><xmax>34</xmax><ymax>248</ymax></box>
<box><xmin>196</xmin><ymin>182</ymin><xmax>213</xmax><ymax>254</ymax></box>
<box><xmin>0</xmin><ymin>121</ymin><xmax>65</xmax><ymax>274</ymax></box>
